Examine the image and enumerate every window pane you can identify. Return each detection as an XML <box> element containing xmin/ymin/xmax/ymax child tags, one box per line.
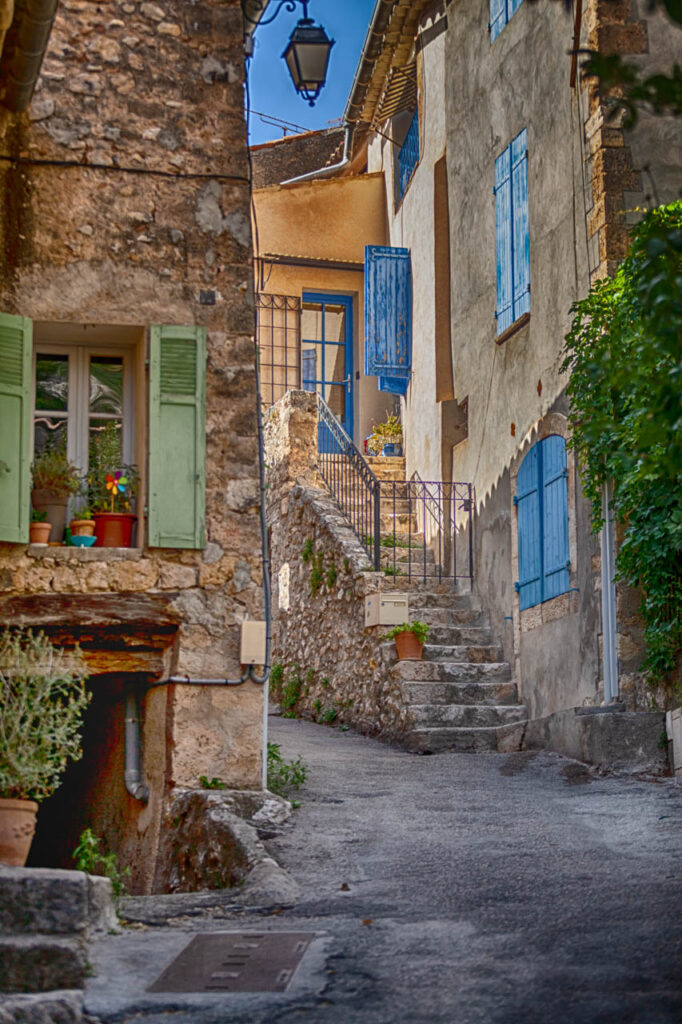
<box><xmin>324</xmin><ymin>383</ymin><xmax>345</xmax><ymax>421</ymax></box>
<box><xmin>89</xmin><ymin>419</ymin><xmax>123</xmax><ymax>473</ymax></box>
<box><xmin>327</xmin><ymin>343</ymin><xmax>345</xmax><ymax>383</ymax></box>
<box><xmin>301</xmin><ymin>344</ymin><xmax>321</xmax><ymax>389</ymax></box>
<box><xmin>324</xmin><ymin>304</ymin><xmax>346</xmax><ymax>343</ymax></box>
<box><xmin>36</xmin><ymin>355</ymin><xmax>68</xmax><ymax>411</ymax></box>
<box><xmin>90</xmin><ymin>356</ymin><xmax>123</xmax><ymax>414</ymax></box>
<box><xmin>33</xmin><ymin>416</ymin><xmax>68</xmax><ymax>458</ymax></box>
<box><xmin>301</xmin><ymin>303</ymin><xmax>323</xmax><ymax>342</ymax></box>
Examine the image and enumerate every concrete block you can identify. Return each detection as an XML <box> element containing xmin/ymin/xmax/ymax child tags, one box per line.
<box><xmin>0</xmin><ymin>935</ymin><xmax>88</xmax><ymax>994</ymax></box>
<box><xmin>0</xmin><ymin>869</ymin><xmax>88</xmax><ymax>936</ymax></box>
<box><xmin>86</xmin><ymin>875</ymin><xmax>119</xmax><ymax>936</ymax></box>
<box><xmin>0</xmin><ymin>990</ymin><xmax>83</xmax><ymax>1024</ymax></box>
<box><xmin>521</xmin><ymin>708</ymin><xmax>667</xmax><ymax>772</ymax></box>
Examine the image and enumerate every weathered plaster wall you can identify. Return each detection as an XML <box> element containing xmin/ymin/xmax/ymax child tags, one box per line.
<box><xmin>0</xmin><ymin>0</ymin><xmax>264</xmax><ymax>889</ymax></box>
<box><xmin>264</xmin><ymin>390</ymin><xmax>415</xmax><ymax>740</ymax></box>
<box><xmin>367</xmin><ymin>10</ymin><xmax>448</xmax><ymax>482</ymax></box>
<box><xmin>253</xmin><ymin>172</ymin><xmax>388</xmax><ymax>442</ymax></box>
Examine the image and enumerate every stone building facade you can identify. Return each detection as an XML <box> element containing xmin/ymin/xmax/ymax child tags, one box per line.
<box><xmin>0</xmin><ymin>0</ymin><xmax>265</xmax><ymax>892</ymax></box>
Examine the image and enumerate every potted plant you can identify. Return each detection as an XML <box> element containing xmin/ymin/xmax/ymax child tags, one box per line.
<box><xmin>29</xmin><ymin>509</ymin><xmax>51</xmax><ymax>545</ymax></box>
<box><xmin>382</xmin><ymin>620</ymin><xmax>430</xmax><ymax>660</ymax></box>
<box><xmin>367</xmin><ymin>412</ymin><xmax>403</xmax><ymax>457</ymax></box>
<box><xmin>0</xmin><ymin>629</ymin><xmax>90</xmax><ymax>867</ymax></box>
<box><xmin>31</xmin><ymin>448</ymin><xmax>80</xmax><ymax>542</ymax></box>
<box><xmin>69</xmin><ymin>505</ymin><xmax>95</xmax><ymax>537</ymax></box>
<box><xmin>88</xmin><ymin>464</ymin><xmax>139</xmax><ymax>548</ymax></box>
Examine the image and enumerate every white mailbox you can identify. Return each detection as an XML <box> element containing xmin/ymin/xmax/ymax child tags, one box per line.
<box><xmin>240</xmin><ymin>621</ymin><xmax>267</xmax><ymax>665</ymax></box>
<box><xmin>364</xmin><ymin>593</ymin><xmax>409</xmax><ymax>628</ymax></box>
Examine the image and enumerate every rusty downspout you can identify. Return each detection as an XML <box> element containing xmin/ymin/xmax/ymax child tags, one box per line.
<box><xmin>0</xmin><ymin>0</ymin><xmax>59</xmax><ymax>112</ymax></box>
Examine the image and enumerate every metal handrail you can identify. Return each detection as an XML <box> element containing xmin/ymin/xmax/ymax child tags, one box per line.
<box><xmin>316</xmin><ymin>394</ymin><xmax>381</xmax><ymax>570</ymax></box>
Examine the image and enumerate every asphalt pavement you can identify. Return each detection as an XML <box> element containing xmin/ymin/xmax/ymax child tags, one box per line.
<box><xmin>85</xmin><ymin>714</ymin><xmax>682</xmax><ymax>1023</ymax></box>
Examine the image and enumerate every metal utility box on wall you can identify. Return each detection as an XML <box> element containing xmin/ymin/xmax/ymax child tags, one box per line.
<box><xmin>364</xmin><ymin>593</ymin><xmax>409</xmax><ymax>628</ymax></box>
<box><xmin>240</xmin><ymin>621</ymin><xmax>267</xmax><ymax>665</ymax></box>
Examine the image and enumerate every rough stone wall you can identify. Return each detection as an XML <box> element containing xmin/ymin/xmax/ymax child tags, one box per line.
<box><xmin>265</xmin><ymin>391</ymin><xmax>413</xmax><ymax>741</ymax></box>
<box><xmin>250</xmin><ymin>127</ymin><xmax>345</xmax><ymax>188</ymax></box>
<box><xmin>0</xmin><ymin>0</ymin><xmax>264</xmax><ymax>890</ymax></box>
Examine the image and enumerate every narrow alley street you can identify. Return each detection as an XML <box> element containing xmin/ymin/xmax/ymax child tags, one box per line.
<box><xmin>86</xmin><ymin>716</ymin><xmax>682</xmax><ymax>1024</ymax></box>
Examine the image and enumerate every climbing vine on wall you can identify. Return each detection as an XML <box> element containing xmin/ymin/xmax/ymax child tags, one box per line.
<box><xmin>561</xmin><ymin>201</ymin><xmax>682</xmax><ymax>688</ymax></box>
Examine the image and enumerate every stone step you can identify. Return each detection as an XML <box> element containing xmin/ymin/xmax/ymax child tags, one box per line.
<box><xmin>380</xmin><ymin>512</ymin><xmax>420</xmax><ymax>532</ymax></box>
<box><xmin>423</xmin><ymin>643</ymin><xmax>503</xmax><ymax>664</ymax></box>
<box><xmin>401</xmin><ymin>679</ymin><xmax>520</xmax><ymax>706</ymax></box>
<box><xmin>0</xmin><ymin>935</ymin><xmax>88</xmax><ymax>993</ymax></box>
<box><xmin>0</xmin><ymin>991</ymin><xmax>84</xmax><ymax>1023</ymax></box>
<box><xmin>392</xmin><ymin>659</ymin><xmax>512</xmax><ymax>683</ymax></box>
<box><xmin>409</xmin><ymin>592</ymin><xmax>481</xmax><ymax>610</ymax></box>
<box><xmin>402</xmin><ymin>726</ymin><xmax>506</xmax><ymax>754</ymax></box>
<box><xmin>408</xmin><ymin>606</ymin><xmax>484</xmax><ymax>626</ymax></box>
<box><xmin>380</xmin><ymin>546</ymin><xmax>436</xmax><ymax>564</ymax></box>
<box><xmin>409</xmin><ymin>703</ymin><xmax>527</xmax><ymax>729</ymax></box>
<box><xmin>427</xmin><ymin>625</ymin><xmax>493</xmax><ymax>645</ymax></box>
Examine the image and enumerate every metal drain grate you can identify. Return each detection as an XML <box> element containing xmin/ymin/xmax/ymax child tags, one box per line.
<box><xmin>147</xmin><ymin>932</ymin><xmax>314</xmax><ymax>993</ymax></box>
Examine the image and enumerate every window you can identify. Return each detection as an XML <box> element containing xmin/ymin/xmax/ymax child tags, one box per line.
<box><xmin>490</xmin><ymin>0</ymin><xmax>525</xmax><ymax>43</ymax></box>
<box><xmin>0</xmin><ymin>313</ymin><xmax>206</xmax><ymax>549</ymax></box>
<box><xmin>514</xmin><ymin>435</ymin><xmax>570</xmax><ymax>611</ymax></box>
<box><xmin>394</xmin><ymin>108</ymin><xmax>420</xmax><ymax>205</ymax></box>
<box><xmin>494</xmin><ymin>128</ymin><xmax>529</xmax><ymax>337</ymax></box>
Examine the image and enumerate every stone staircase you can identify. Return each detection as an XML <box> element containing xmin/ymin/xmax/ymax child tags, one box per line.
<box><xmin>366</xmin><ymin>455</ymin><xmax>527</xmax><ymax>754</ymax></box>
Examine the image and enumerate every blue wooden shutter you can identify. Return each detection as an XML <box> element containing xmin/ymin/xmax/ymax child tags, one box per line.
<box><xmin>511</xmin><ymin>128</ymin><xmax>530</xmax><ymax>322</ymax></box>
<box><xmin>541</xmin><ymin>435</ymin><xmax>570</xmax><ymax>601</ymax></box>
<box><xmin>365</xmin><ymin>245</ymin><xmax>412</xmax><ymax>383</ymax></box>
<box><xmin>0</xmin><ymin>313</ymin><xmax>31</xmax><ymax>543</ymax></box>
<box><xmin>490</xmin><ymin>0</ymin><xmax>507</xmax><ymax>42</ymax></box>
<box><xmin>149</xmin><ymin>324</ymin><xmax>206</xmax><ymax>549</ymax></box>
<box><xmin>494</xmin><ymin>147</ymin><xmax>513</xmax><ymax>335</ymax></box>
<box><xmin>515</xmin><ymin>444</ymin><xmax>542</xmax><ymax>610</ymax></box>
<box><xmin>510</xmin><ymin>0</ymin><xmax>524</xmax><ymax>14</ymax></box>
<box><xmin>378</xmin><ymin>376</ymin><xmax>409</xmax><ymax>395</ymax></box>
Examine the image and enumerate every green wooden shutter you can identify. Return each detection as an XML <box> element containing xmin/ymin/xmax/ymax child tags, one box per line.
<box><xmin>148</xmin><ymin>324</ymin><xmax>206</xmax><ymax>549</ymax></box>
<box><xmin>0</xmin><ymin>313</ymin><xmax>32</xmax><ymax>543</ymax></box>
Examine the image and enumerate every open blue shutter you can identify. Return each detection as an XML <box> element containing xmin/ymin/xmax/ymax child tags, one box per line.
<box><xmin>494</xmin><ymin>147</ymin><xmax>513</xmax><ymax>335</ymax></box>
<box><xmin>511</xmin><ymin>128</ymin><xmax>529</xmax><ymax>322</ymax></box>
<box><xmin>490</xmin><ymin>0</ymin><xmax>507</xmax><ymax>42</ymax></box>
<box><xmin>542</xmin><ymin>435</ymin><xmax>570</xmax><ymax>601</ymax></box>
<box><xmin>515</xmin><ymin>445</ymin><xmax>542</xmax><ymax>610</ymax></box>
<box><xmin>510</xmin><ymin>0</ymin><xmax>524</xmax><ymax>14</ymax></box>
<box><xmin>378</xmin><ymin>376</ymin><xmax>409</xmax><ymax>395</ymax></box>
<box><xmin>0</xmin><ymin>313</ymin><xmax>31</xmax><ymax>543</ymax></box>
<box><xmin>365</xmin><ymin>245</ymin><xmax>412</xmax><ymax>383</ymax></box>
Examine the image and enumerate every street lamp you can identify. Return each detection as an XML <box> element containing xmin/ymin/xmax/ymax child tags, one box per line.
<box><xmin>243</xmin><ymin>1</ymin><xmax>335</xmax><ymax>107</ymax></box>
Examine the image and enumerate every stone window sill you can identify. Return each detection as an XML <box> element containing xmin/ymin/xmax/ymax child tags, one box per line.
<box><xmin>27</xmin><ymin>545</ymin><xmax>142</xmax><ymax>562</ymax></box>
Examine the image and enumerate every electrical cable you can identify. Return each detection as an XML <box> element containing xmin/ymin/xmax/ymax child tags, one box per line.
<box><xmin>0</xmin><ymin>152</ymin><xmax>250</xmax><ymax>184</ymax></box>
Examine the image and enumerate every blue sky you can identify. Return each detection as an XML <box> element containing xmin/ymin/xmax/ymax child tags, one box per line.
<box><xmin>247</xmin><ymin>0</ymin><xmax>376</xmax><ymax>146</ymax></box>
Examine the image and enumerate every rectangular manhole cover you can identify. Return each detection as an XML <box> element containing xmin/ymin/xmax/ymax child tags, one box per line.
<box><xmin>147</xmin><ymin>932</ymin><xmax>314</xmax><ymax>993</ymax></box>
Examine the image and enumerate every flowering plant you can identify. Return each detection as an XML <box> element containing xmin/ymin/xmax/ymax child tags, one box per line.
<box><xmin>88</xmin><ymin>464</ymin><xmax>139</xmax><ymax>514</ymax></box>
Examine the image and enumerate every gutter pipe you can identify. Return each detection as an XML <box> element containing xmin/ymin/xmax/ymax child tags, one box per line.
<box><xmin>0</xmin><ymin>0</ymin><xmax>59</xmax><ymax>112</ymax></box>
<box><xmin>124</xmin><ymin>689</ymin><xmax>150</xmax><ymax>804</ymax></box>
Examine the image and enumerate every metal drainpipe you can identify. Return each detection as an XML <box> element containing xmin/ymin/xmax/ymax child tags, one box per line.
<box><xmin>124</xmin><ymin>688</ymin><xmax>150</xmax><ymax>804</ymax></box>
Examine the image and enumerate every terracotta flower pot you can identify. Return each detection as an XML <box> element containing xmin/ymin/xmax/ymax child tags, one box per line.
<box><xmin>31</xmin><ymin>488</ymin><xmax>69</xmax><ymax>543</ymax></box>
<box><xmin>0</xmin><ymin>798</ymin><xmax>38</xmax><ymax>867</ymax></box>
<box><xmin>29</xmin><ymin>521</ymin><xmax>52</xmax><ymax>544</ymax></box>
<box><xmin>93</xmin><ymin>512</ymin><xmax>137</xmax><ymax>548</ymax></box>
<box><xmin>394</xmin><ymin>631</ymin><xmax>424</xmax><ymax>660</ymax></box>
<box><xmin>69</xmin><ymin>519</ymin><xmax>95</xmax><ymax>537</ymax></box>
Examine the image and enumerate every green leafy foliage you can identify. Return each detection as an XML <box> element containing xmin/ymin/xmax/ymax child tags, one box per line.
<box><xmin>31</xmin><ymin>448</ymin><xmax>80</xmax><ymax>496</ymax></box>
<box><xmin>199</xmin><ymin>775</ymin><xmax>227</xmax><ymax>790</ymax></box>
<box><xmin>73</xmin><ymin>828</ymin><xmax>130</xmax><ymax>899</ymax></box>
<box><xmin>561</xmin><ymin>201</ymin><xmax>682</xmax><ymax>686</ymax></box>
<box><xmin>0</xmin><ymin>630</ymin><xmax>91</xmax><ymax>801</ymax></box>
<box><xmin>269</xmin><ymin>662</ymin><xmax>303</xmax><ymax>717</ymax></box>
<box><xmin>381</xmin><ymin>620</ymin><xmax>430</xmax><ymax>645</ymax></box>
<box><xmin>266</xmin><ymin>742</ymin><xmax>308</xmax><ymax>796</ymax></box>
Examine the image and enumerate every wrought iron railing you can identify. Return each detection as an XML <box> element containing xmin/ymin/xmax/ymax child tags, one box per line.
<box><xmin>378</xmin><ymin>476</ymin><xmax>474</xmax><ymax>583</ymax></box>
<box><xmin>316</xmin><ymin>394</ymin><xmax>381</xmax><ymax>569</ymax></box>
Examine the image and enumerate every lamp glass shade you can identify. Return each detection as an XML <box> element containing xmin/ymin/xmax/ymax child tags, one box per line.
<box><xmin>281</xmin><ymin>19</ymin><xmax>335</xmax><ymax>104</ymax></box>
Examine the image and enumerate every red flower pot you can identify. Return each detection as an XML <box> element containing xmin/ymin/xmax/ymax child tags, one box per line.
<box><xmin>394</xmin><ymin>631</ymin><xmax>424</xmax><ymax>660</ymax></box>
<box><xmin>93</xmin><ymin>512</ymin><xmax>137</xmax><ymax>548</ymax></box>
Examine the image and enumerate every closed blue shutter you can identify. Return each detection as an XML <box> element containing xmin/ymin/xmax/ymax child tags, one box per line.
<box><xmin>515</xmin><ymin>445</ymin><xmax>542</xmax><ymax>610</ymax></box>
<box><xmin>542</xmin><ymin>435</ymin><xmax>570</xmax><ymax>601</ymax></box>
<box><xmin>490</xmin><ymin>0</ymin><xmax>507</xmax><ymax>42</ymax></box>
<box><xmin>365</xmin><ymin>245</ymin><xmax>412</xmax><ymax>383</ymax></box>
<box><xmin>494</xmin><ymin>148</ymin><xmax>513</xmax><ymax>335</ymax></box>
<box><xmin>511</xmin><ymin>128</ymin><xmax>530</xmax><ymax>322</ymax></box>
<box><xmin>510</xmin><ymin>0</ymin><xmax>525</xmax><ymax>13</ymax></box>
<box><xmin>378</xmin><ymin>376</ymin><xmax>409</xmax><ymax>395</ymax></box>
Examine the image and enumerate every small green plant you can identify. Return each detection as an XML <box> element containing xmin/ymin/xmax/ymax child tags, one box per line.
<box><xmin>312</xmin><ymin>697</ymin><xmax>322</xmax><ymax>716</ymax></box>
<box><xmin>72</xmin><ymin>506</ymin><xmax>93</xmax><ymax>520</ymax></box>
<box><xmin>326</xmin><ymin>562</ymin><xmax>338</xmax><ymax>588</ymax></box>
<box><xmin>367</xmin><ymin>411</ymin><xmax>402</xmax><ymax>455</ymax></box>
<box><xmin>31</xmin><ymin>447</ymin><xmax>80</xmax><ymax>496</ymax></box>
<box><xmin>381</xmin><ymin>620</ymin><xmax>430</xmax><ymax>645</ymax></box>
<box><xmin>270</xmin><ymin>662</ymin><xmax>284</xmax><ymax>688</ymax></box>
<box><xmin>0</xmin><ymin>630</ymin><xmax>90</xmax><ymax>802</ymax></box>
<box><xmin>320</xmin><ymin>677</ymin><xmax>330</xmax><ymax>689</ymax></box>
<box><xmin>301</xmin><ymin>538</ymin><xmax>314</xmax><ymax>564</ymax></box>
<box><xmin>73</xmin><ymin>828</ymin><xmax>130</xmax><ymax>899</ymax></box>
<box><xmin>267</xmin><ymin>742</ymin><xmax>308</xmax><ymax>796</ymax></box>
<box><xmin>309</xmin><ymin>551</ymin><xmax>324</xmax><ymax>595</ymax></box>
<box><xmin>321</xmin><ymin>706</ymin><xmax>338</xmax><ymax>725</ymax></box>
<box><xmin>343</xmin><ymin>557</ymin><xmax>350</xmax><ymax>573</ymax></box>
<box><xmin>31</xmin><ymin>508</ymin><xmax>47</xmax><ymax>523</ymax></box>
<box><xmin>199</xmin><ymin>775</ymin><xmax>227</xmax><ymax>790</ymax></box>
<box><xmin>306</xmin><ymin>667</ymin><xmax>316</xmax><ymax>685</ymax></box>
